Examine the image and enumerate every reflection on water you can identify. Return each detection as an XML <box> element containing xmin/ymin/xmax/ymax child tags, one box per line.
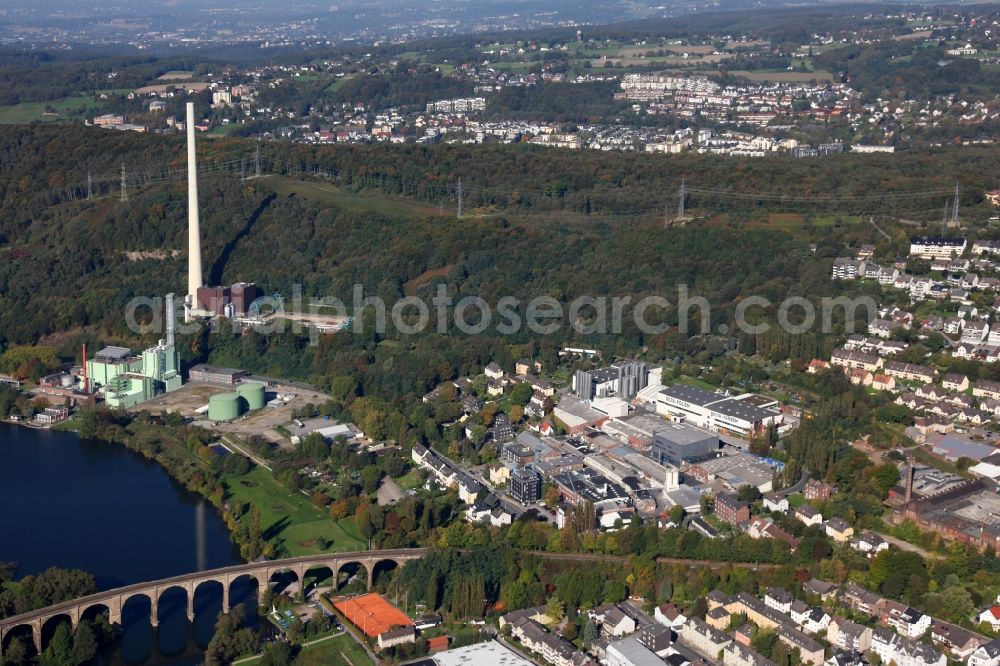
<box><xmin>0</xmin><ymin>423</ymin><xmax>243</xmax><ymax>664</ymax></box>
<box><xmin>95</xmin><ymin>579</ymin><xmax>260</xmax><ymax>666</ymax></box>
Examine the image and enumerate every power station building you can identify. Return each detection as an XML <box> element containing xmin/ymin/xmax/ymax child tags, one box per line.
<box><xmin>196</xmin><ymin>282</ymin><xmax>261</xmax><ymax>318</ymax></box>
<box><xmin>86</xmin><ymin>295</ymin><xmax>183</xmax><ymax>408</ymax></box>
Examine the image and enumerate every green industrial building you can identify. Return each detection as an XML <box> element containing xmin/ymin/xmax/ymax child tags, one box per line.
<box><xmin>86</xmin><ymin>295</ymin><xmax>183</xmax><ymax>408</ymax></box>
<box><xmin>87</xmin><ymin>342</ymin><xmax>182</xmax><ymax>408</ymax></box>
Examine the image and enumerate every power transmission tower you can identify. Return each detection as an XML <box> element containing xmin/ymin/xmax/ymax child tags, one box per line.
<box><xmin>677</xmin><ymin>179</ymin><xmax>686</xmax><ymax>220</ymax></box>
<box><xmin>663</xmin><ymin>202</ymin><xmax>671</xmax><ymax>229</ymax></box>
<box><xmin>254</xmin><ymin>145</ymin><xmax>261</xmax><ymax>178</ymax></box>
<box><xmin>87</xmin><ymin>171</ymin><xmax>93</xmax><ymax>200</ymax></box>
<box><xmin>456</xmin><ymin>178</ymin><xmax>463</xmax><ymax>219</ymax></box>
<box><xmin>951</xmin><ymin>182</ymin><xmax>960</xmax><ymax>226</ymax></box>
<box><xmin>120</xmin><ymin>162</ymin><xmax>128</xmax><ymax>203</ymax></box>
<box><xmin>240</xmin><ymin>159</ymin><xmax>246</xmax><ymax>182</ymax></box>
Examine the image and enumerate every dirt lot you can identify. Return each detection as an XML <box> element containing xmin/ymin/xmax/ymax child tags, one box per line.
<box><xmin>133</xmin><ymin>381</ymin><xmax>330</xmax><ymax>444</ymax></box>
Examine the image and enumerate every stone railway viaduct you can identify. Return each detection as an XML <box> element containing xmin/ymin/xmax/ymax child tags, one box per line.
<box><xmin>0</xmin><ymin>549</ymin><xmax>425</xmax><ymax>656</ymax></box>
<box><xmin>0</xmin><ymin>547</ymin><xmax>781</xmax><ymax>656</ymax></box>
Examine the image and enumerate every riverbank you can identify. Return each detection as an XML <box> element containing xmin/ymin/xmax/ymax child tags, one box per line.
<box><xmin>58</xmin><ymin>408</ymin><xmax>365</xmax><ymax>560</ymax></box>
<box><xmin>0</xmin><ymin>421</ymin><xmax>239</xmax><ymax>587</ymax></box>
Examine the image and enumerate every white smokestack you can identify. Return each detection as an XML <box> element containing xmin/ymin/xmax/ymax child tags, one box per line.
<box><xmin>165</xmin><ymin>293</ymin><xmax>176</xmax><ymax>347</ymax></box>
<box><xmin>186</xmin><ymin>102</ymin><xmax>203</xmax><ymax>312</ymax></box>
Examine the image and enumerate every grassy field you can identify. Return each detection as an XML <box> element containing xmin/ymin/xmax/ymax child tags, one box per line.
<box><xmin>224</xmin><ymin>467</ymin><xmax>365</xmax><ymax>556</ymax></box>
<box><xmin>0</xmin><ymin>97</ymin><xmax>100</xmax><ymax>124</ymax></box>
<box><xmin>268</xmin><ymin>177</ymin><xmax>442</xmax><ymax>219</ymax></box>
<box><xmin>728</xmin><ymin>69</ymin><xmax>835</xmax><ymax>83</ymax></box>
<box><xmin>239</xmin><ymin>633</ymin><xmax>374</xmax><ymax>666</ymax></box>
<box><xmin>293</xmin><ymin>633</ymin><xmax>374</xmax><ymax>666</ymax></box>
<box><xmin>396</xmin><ymin>469</ymin><xmax>424</xmax><ymax>491</ymax></box>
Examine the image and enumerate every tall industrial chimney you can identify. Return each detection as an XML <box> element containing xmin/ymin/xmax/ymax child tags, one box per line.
<box><xmin>186</xmin><ymin>102</ymin><xmax>203</xmax><ymax>319</ymax></box>
<box><xmin>82</xmin><ymin>343</ymin><xmax>88</xmax><ymax>393</ymax></box>
<box><xmin>165</xmin><ymin>293</ymin><xmax>176</xmax><ymax>347</ymax></box>
<box><xmin>904</xmin><ymin>455</ymin><xmax>915</xmax><ymax>503</ymax></box>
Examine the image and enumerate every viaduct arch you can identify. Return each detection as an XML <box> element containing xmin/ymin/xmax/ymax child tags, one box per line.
<box><xmin>0</xmin><ymin>549</ymin><xmax>424</xmax><ymax>656</ymax></box>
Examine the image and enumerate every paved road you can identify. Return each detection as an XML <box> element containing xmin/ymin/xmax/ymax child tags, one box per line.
<box><xmin>870</xmin><ymin>530</ymin><xmax>942</xmax><ymax>560</ymax></box>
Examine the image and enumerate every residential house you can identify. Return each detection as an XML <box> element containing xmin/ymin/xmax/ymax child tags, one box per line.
<box><xmin>776</xmin><ymin>625</ymin><xmax>825</xmax><ymax>665</ymax></box>
<box><xmin>679</xmin><ymin>618</ymin><xmax>731</xmax><ymax>658</ymax></box>
<box><xmin>884</xmin><ymin>361</ymin><xmax>936</xmax><ymax>384</ymax></box>
<box><xmin>886</xmin><ymin>605</ymin><xmax>931</xmax><ymax>638</ymax></box>
<box><xmin>827</xmin><ymin>617</ymin><xmax>872</xmax><ymax>653</ymax></box>
<box><xmin>794</xmin><ymin>504</ymin><xmax>823</xmax><ymax>526</ymax></box>
<box><xmin>974</xmin><ymin>381</ymin><xmax>1000</xmax><ymax>401</ymax></box>
<box><xmin>969</xmin><ymin>637</ymin><xmax>1000</xmax><ymax>666</ymax></box>
<box><xmin>654</xmin><ymin>602</ymin><xmax>687</xmax><ymax>630</ymax></box>
<box><xmin>803</xmin><ymin>579</ymin><xmax>838</xmax><ymax>601</ymax></box>
<box><xmin>824</xmin><ymin>517</ymin><xmax>855</xmax><ymax>543</ymax></box>
<box><xmin>801</xmin><ymin>607</ymin><xmax>832</xmax><ymax>635</ymax></box>
<box><xmin>762</xmin><ymin>493</ymin><xmax>789</xmax><ymax>513</ymax></box>
<box><xmin>872</xmin><ymin>374</ymin><xmax>896</xmax><ymax>391</ymax></box>
<box><xmin>706</xmin><ymin>606</ymin><xmax>731</xmax><ymax>630</ymax></box>
<box><xmin>842</xmin><ymin>582</ymin><xmax>885</xmax><ymax>617</ymax></box>
<box><xmin>722</xmin><ymin>642</ymin><xmax>775</xmax><ymax>666</ymax></box>
<box><xmin>589</xmin><ymin>603</ymin><xmax>637</xmax><ymax>638</ymax></box>
<box><xmin>830</xmin><ymin>349</ymin><xmax>882</xmax><ymax>372</ymax></box>
<box><xmin>825</xmin><ymin>651</ymin><xmax>866</xmax><ymax>666</ymax></box>
<box><xmin>763</xmin><ymin>587</ymin><xmax>793</xmax><ymax>615</ymax></box>
<box><xmin>963</xmin><ymin>321</ymin><xmax>990</xmax><ymax>344</ymax></box>
<box><xmin>715</xmin><ymin>493</ymin><xmax>751</xmax><ymax>526</ymax></box>
<box><xmin>930</xmin><ymin>619</ymin><xmax>985</xmax><ymax>659</ymax></box>
<box><xmin>850</xmin><ymin>531</ymin><xmax>889</xmax><ymax>557</ymax></box>
<box><xmin>804</xmin><ymin>479</ymin><xmax>836</xmax><ymax>500</ymax></box>
<box><xmin>378</xmin><ymin>625</ymin><xmax>416</xmax><ymax>649</ymax></box>
<box><xmin>871</xmin><ymin>626</ymin><xmax>945</xmax><ymax>666</ymax></box>
<box><xmin>977</xmin><ymin>605</ymin><xmax>1000</xmax><ymax>632</ymax></box>
<box><xmin>942</xmin><ymin>374</ymin><xmax>971</xmax><ymax>392</ymax></box>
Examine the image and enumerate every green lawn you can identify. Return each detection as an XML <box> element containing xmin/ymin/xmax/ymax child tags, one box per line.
<box><xmin>292</xmin><ymin>633</ymin><xmax>374</xmax><ymax>666</ymax></box>
<box><xmin>679</xmin><ymin>375</ymin><xmax>718</xmax><ymax>391</ymax></box>
<box><xmin>397</xmin><ymin>468</ymin><xmax>424</xmax><ymax>491</ymax></box>
<box><xmin>239</xmin><ymin>633</ymin><xmax>374</xmax><ymax>666</ymax></box>
<box><xmin>224</xmin><ymin>467</ymin><xmax>365</xmax><ymax>556</ymax></box>
<box><xmin>786</xmin><ymin>492</ymin><xmax>806</xmax><ymax>508</ymax></box>
<box><xmin>0</xmin><ymin>97</ymin><xmax>100</xmax><ymax>124</ymax></box>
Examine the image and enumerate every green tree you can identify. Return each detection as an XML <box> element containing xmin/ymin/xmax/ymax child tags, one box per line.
<box><xmin>260</xmin><ymin>640</ymin><xmax>293</xmax><ymax>666</ymax></box>
<box><xmin>71</xmin><ymin>621</ymin><xmax>98</xmax><ymax>665</ymax></box>
<box><xmin>39</xmin><ymin>623</ymin><xmax>73</xmax><ymax>666</ymax></box>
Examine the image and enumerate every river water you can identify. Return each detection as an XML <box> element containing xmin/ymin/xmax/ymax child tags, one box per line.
<box><xmin>0</xmin><ymin>422</ymin><xmax>250</xmax><ymax>664</ymax></box>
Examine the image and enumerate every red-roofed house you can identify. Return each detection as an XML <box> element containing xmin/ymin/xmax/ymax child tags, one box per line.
<box><xmin>977</xmin><ymin>605</ymin><xmax>1000</xmax><ymax>632</ymax></box>
<box><xmin>427</xmin><ymin>636</ymin><xmax>450</xmax><ymax>652</ymax></box>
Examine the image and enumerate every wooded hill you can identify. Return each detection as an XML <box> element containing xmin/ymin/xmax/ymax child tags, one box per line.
<box><xmin>0</xmin><ymin>123</ymin><xmax>984</xmax><ymax>395</ymax></box>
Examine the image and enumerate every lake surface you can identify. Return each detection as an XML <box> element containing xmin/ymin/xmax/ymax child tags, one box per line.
<box><xmin>0</xmin><ymin>422</ymin><xmax>247</xmax><ymax>664</ymax></box>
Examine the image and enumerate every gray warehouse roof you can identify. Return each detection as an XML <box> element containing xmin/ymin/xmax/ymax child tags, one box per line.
<box><xmin>653</xmin><ymin>421</ymin><xmax>719</xmax><ymax>446</ymax></box>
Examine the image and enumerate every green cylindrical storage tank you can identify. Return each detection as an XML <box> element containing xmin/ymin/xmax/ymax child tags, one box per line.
<box><xmin>236</xmin><ymin>382</ymin><xmax>266</xmax><ymax>411</ymax></box>
<box><xmin>208</xmin><ymin>392</ymin><xmax>242</xmax><ymax>421</ymax></box>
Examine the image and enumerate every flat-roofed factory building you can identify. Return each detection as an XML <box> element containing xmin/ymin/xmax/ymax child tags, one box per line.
<box><xmin>189</xmin><ymin>364</ymin><xmax>246</xmax><ymax>386</ymax></box>
<box><xmin>655</xmin><ymin>384</ymin><xmax>782</xmax><ymax>439</ymax></box>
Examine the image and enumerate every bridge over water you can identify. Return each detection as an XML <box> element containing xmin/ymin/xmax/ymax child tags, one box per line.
<box><xmin>0</xmin><ymin>546</ymin><xmax>782</xmax><ymax>655</ymax></box>
<box><xmin>0</xmin><ymin>548</ymin><xmax>425</xmax><ymax>655</ymax></box>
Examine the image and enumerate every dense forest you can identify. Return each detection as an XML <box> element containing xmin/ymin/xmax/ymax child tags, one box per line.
<box><xmin>0</xmin><ymin>123</ymin><xmax>989</xmax><ymax>394</ymax></box>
